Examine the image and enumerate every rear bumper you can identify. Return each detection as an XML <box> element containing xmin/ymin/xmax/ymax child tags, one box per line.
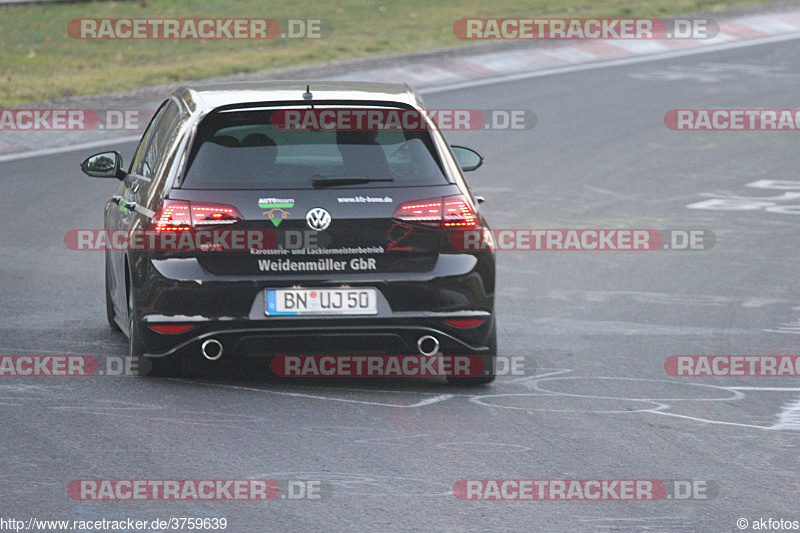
<box><xmin>140</xmin><ymin>316</ymin><xmax>494</xmax><ymax>358</ymax></box>
<box><xmin>132</xmin><ymin>252</ymin><xmax>495</xmax><ymax>357</ymax></box>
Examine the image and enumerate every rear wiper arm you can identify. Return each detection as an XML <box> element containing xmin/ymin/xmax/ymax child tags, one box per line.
<box><xmin>312</xmin><ymin>177</ymin><xmax>394</xmax><ymax>188</ymax></box>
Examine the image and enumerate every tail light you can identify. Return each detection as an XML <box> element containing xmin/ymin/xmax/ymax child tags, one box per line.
<box><xmin>393</xmin><ymin>195</ymin><xmax>478</xmax><ymax>229</ymax></box>
<box><xmin>191</xmin><ymin>204</ymin><xmax>241</xmax><ymax>225</ymax></box>
<box><xmin>148</xmin><ymin>324</ymin><xmax>197</xmax><ymax>334</ymax></box>
<box><xmin>153</xmin><ymin>200</ymin><xmax>191</xmax><ymax>231</ymax></box>
<box><xmin>443</xmin><ymin>196</ymin><xmax>478</xmax><ymax>228</ymax></box>
<box><xmin>393</xmin><ymin>198</ymin><xmax>441</xmax><ymax>227</ymax></box>
<box><xmin>444</xmin><ymin>318</ymin><xmax>486</xmax><ymax>328</ymax></box>
<box><xmin>152</xmin><ymin>200</ymin><xmax>243</xmax><ymax>231</ymax></box>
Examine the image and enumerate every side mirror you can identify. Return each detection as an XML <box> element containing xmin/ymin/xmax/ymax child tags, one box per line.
<box><xmin>451</xmin><ymin>146</ymin><xmax>484</xmax><ymax>172</ymax></box>
<box><xmin>81</xmin><ymin>151</ymin><xmax>125</xmax><ymax>180</ymax></box>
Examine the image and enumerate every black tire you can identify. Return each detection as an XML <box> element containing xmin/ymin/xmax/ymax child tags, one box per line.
<box><xmin>127</xmin><ymin>273</ymin><xmax>181</xmax><ymax>377</ymax></box>
<box><xmin>105</xmin><ymin>256</ymin><xmax>121</xmax><ymax>331</ymax></box>
<box><xmin>446</xmin><ymin>326</ymin><xmax>497</xmax><ymax>386</ymax></box>
<box><xmin>128</xmin><ymin>279</ymin><xmax>143</xmax><ymax>358</ymax></box>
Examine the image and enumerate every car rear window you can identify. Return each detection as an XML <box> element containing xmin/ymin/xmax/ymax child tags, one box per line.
<box><xmin>180</xmin><ymin>108</ymin><xmax>449</xmax><ymax>189</ymax></box>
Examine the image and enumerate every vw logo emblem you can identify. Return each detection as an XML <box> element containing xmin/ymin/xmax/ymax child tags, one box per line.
<box><xmin>306</xmin><ymin>207</ymin><xmax>331</xmax><ymax>231</ymax></box>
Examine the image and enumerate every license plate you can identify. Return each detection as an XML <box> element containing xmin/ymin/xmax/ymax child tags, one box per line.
<box><xmin>266</xmin><ymin>288</ymin><xmax>378</xmax><ymax>315</ymax></box>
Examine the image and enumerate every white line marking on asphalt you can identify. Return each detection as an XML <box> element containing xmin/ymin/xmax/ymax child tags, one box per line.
<box><xmin>3</xmin><ymin>33</ymin><xmax>799</xmax><ymax>162</ymax></box>
<box><xmin>422</xmin><ymin>32</ymin><xmax>800</xmax><ymax>95</ymax></box>
<box><xmin>578</xmin><ymin>516</ymin><xmax>687</xmax><ymax>521</ymax></box>
<box><xmin>474</xmin><ymin>373</ymin><xmax>800</xmax><ymax>431</ymax></box>
<box><xmin>0</xmin><ymin>135</ymin><xmax>140</xmax><ymax>162</ymax></box>
<box><xmin>506</xmin><ymin>368</ymin><xmax>572</xmax><ymax>387</ymax></box>
<box><xmin>435</xmin><ymin>441</ymin><xmax>534</xmax><ymax>452</ymax></box>
<box><xmin>771</xmin><ymin>395</ymin><xmax>800</xmax><ymax>430</ymax></box>
<box><xmin>729</xmin><ymin>387</ymin><xmax>800</xmax><ymax>391</ymax></box>
<box><xmin>354</xmin><ymin>434</ymin><xmax>428</xmax><ymax>443</ymax></box>
<box><xmin>649</xmin><ymin>409</ymin><xmax>786</xmax><ymax>430</ymax></box>
<box><xmin>411</xmin><ymin>394</ymin><xmax>455</xmax><ymax>407</ymax></box>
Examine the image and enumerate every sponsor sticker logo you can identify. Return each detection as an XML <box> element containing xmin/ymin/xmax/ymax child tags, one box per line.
<box><xmin>387</xmin><ymin>222</ymin><xmax>414</xmax><ymax>251</ymax></box>
<box><xmin>259</xmin><ymin>198</ymin><xmax>295</xmax><ymax>228</ymax></box>
<box><xmin>263</xmin><ymin>208</ymin><xmax>291</xmax><ymax>227</ymax></box>
<box><xmin>258</xmin><ymin>197</ymin><xmax>295</xmax><ymax>209</ymax></box>
<box><xmin>337</xmin><ymin>196</ymin><xmax>393</xmax><ymax>203</ymax></box>
<box><xmin>257</xmin><ymin>258</ymin><xmax>377</xmax><ymax>273</ymax></box>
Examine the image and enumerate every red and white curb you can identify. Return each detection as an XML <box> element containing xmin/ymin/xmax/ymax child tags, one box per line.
<box><xmin>1</xmin><ymin>9</ymin><xmax>800</xmax><ymax>161</ymax></box>
<box><xmin>334</xmin><ymin>11</ymin><xmax>800</xmax><ymax>88</ymax></box>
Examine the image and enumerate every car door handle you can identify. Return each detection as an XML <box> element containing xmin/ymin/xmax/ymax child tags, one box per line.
<box><xmin>111</xmin><ymin>196</ymin><xmax>123</xmax><ymax>205</ymax></box>
<box><xmin>123</xmin><ymin>202</ymin><xmax>138</xmax><ymax>211</ymax></box>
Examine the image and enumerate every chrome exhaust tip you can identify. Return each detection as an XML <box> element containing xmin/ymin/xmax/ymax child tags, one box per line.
<box><xmin>201</xmin><ymin>339</ymin><xmax>223</xmax><ymax>361</ymax></box>
<box><xmin>417</xmin><ymin>335</ymin><xmax>440</xmax><ymax>357</ymax></box>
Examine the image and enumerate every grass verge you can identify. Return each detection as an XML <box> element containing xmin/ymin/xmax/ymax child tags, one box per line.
<box><xmin>0</xmin><ymin>0</ymin><xmax>778</xmax><ymax>104</ymax></box>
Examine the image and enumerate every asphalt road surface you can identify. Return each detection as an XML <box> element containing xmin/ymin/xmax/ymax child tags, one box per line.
<box><xmin>1</xmin><ymin>38</ymin><xmax>799</xmax><ymax>532</ymax></box>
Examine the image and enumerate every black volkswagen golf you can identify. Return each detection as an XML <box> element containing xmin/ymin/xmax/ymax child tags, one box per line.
<box><xmin>81</xmin><ymin>81</ymin><xmax>496</xmax><ymax>384</ymax></box>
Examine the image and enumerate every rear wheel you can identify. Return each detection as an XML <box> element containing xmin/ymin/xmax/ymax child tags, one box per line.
<box><xmin>105</xmin><ymin>256</ymin><xmax>121</xmax><ymax>331</ymax></box>
<box><xmin>446</xmin><ymin>326</ymin><xmax>496</xmax><ymax>386</ymax></box>
<box><xmin>127</xmin><ymin>273</ymin><xmax>182</xmax><ymax>377</ymax></box>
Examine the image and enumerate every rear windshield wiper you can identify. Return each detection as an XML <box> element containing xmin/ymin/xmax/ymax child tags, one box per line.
<box><xmin>312</xmin><ymin>177</ymin><xmax>394</xmax><ymax>188</ymax></box>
